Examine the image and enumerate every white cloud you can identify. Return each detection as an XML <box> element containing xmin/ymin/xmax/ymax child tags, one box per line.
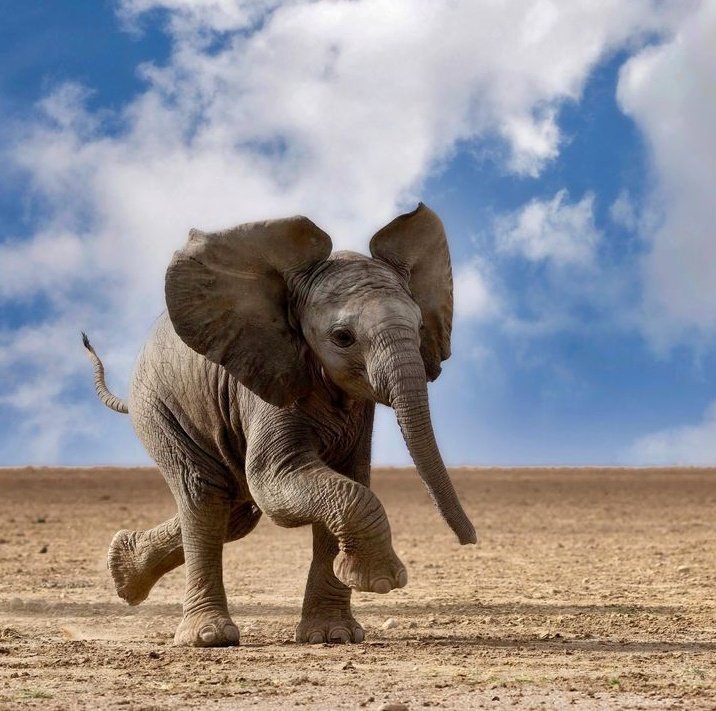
<box><xmin>495</xmin><ymin>189</ymin><xmax>601</xmax><ymax>267</ymax></box>
<box><xmin>626</xmin><ymin>402</ymin><xmax>716</xmax><ymax>465</ymax></box>
<box><xmin>0</xmin><ymin>318</ymin><xmax>98</xmax><ymax>463</ymax></box>
<box><xmin>0</xmin><ymin>0</ymin><xmax>696</xmax><ymax>462</ymax></box>
<box><xmin>117</xmin><ymin>0</ymin><xmax>281</xmax><ymax>36</ymax></box>
<box><xmin>500</xmin><ymin>109</ymin><xmax>560</xmax><ymax>177</ymax></box>
<box><xmin>492</xmin><ymin>188</ymin><xmax>639</xmax><ymax>339</ymax></box>
<box><xmin>617</xmin><ymin>0</ymin><xmax>716</xmax><ymax>349</ymax></box>
<box><xmin>0</xmin><ymin>230</ymin><xmax>87</xmax><ymax>300</ymax></box>
<box><xmin>453</xmin><ymin>260</ymin><xmax>497</xmax><ymax>322</ymax></box>
<box><xmin>609</xmin><ymin>189</ymin><xmax>638</xmax><ymax>232</ymax></box>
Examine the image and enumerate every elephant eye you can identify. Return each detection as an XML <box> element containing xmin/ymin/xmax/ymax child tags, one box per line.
<box><xmin>331</xmin><ymin>327</ymin><xmax>355</xmax><ymax>348</ymax></box>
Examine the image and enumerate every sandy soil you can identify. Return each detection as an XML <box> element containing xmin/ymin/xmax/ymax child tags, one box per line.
<box><xmin>0</xmin><ymin>466</ymin><xmax>714</xmax><ymax>710</ymax></box>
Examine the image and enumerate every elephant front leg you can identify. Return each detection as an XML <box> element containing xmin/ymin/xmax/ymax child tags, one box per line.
<box><xmin>295</xmin><ymin>523</ymin><xmax>365</xmax><ymax>644</ymax></box>
<box><xmin>173</xmin><ymin>495</ymin><xmax>239</xmax><ymax>647</ymax></box>
<box><xmin>247</xmin><ymin>455</ymin><xmax>407</xmax><ymax>597</ymax></box>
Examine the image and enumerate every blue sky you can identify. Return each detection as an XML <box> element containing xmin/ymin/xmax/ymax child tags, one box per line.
<box><xmin>1</xmin><ymin>0</ymin><xmax>715</xmax><ymax>466</ymax></box>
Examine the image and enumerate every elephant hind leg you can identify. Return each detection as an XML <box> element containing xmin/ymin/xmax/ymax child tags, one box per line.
<box><xmin>173</xmin><ymin>489</ymin><xmax>237</xmax><ymax>647</ymax></box>
<box><xmin>109</xmin><ymin>515</ymin><xmax>183</xmax><ymax>605</ymax></box>
<box><xmin>108</xmin><ymin>501</ymin><xmax>262</xmax><ymax>606</ymax></box>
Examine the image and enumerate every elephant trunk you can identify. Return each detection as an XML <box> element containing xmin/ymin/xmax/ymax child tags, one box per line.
<box><xmin>370</xmin><ymin>332</ymin><xmax>477</xmax><ymax>545</ymax></box>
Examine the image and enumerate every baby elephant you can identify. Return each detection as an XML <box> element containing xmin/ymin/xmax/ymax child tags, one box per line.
<box><xmin>84</xmin><ymin>203</ymin><xmax>476</xmax><ymax>647</ymax></box>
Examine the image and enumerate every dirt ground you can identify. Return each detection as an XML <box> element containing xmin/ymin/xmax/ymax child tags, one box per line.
<box><xmin>0</xmin><ymin>466</ymin><xmax>714</xmax><ymax>710</ymax></box>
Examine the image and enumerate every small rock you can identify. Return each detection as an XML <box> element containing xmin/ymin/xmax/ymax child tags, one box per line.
<box><xmin>378</xmin><ymin>704</ymin><xmax>409</xmax><ymax>711</ymax></box>
<box><xmin>677</xmin><ymin>565</ymin><xmax>691</xmax><ymax>574</ymax></box>
<box><xmin>341</xmin><ymin>660</ymin><xmax>355</xmax><ymax>670</ymax></box>
<box><xmin>382</xmin><ymin>618</ymin><xmax>398</xmax><ymax>630</ymax></box>
<box><xmin>35</xmin><ymin>517</ymin><xmax>46</xmax><ymax>524</ymax></box>
<box><xmin>39</xmin><ymin>545</ymin><xmax>48</xmax><ymax>554</ymax></box>
<box><xmin>407</xmin><ymin>621</ymin><xmax>418</xmax><ymax>629</ymax></box>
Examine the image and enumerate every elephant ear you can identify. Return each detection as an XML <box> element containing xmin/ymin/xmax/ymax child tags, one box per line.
<box><xmin>370</xmin><ymin>203</ymin><xmax>453</xmax><ymax>381</ymax></box>
<box><xmin>165</xmin><ymin>216</ymin><xmax>332</xmax><ymax>407</ymax></box>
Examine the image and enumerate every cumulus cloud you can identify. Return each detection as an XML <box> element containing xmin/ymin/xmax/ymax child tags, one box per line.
<box><xmin>495</xmin><ymin>189</ymin><xmax>601</xmax><ymax>267</ymax></box>
<box><xmin>609</xmin><ymin>190</ymin><xmax>638</xmax><ymax>232</ymax></box>
<box><xmin>118</xmin><ymin>0</ymin><xmax>281</xmax><ymax>36</ymax></box>
<box><xmin>0</xmin><ymin>231</ymin><xmax>87</xmax><ymax>300</ymax></box>
<box><xmin>0</xmin><ymin>0</ymin><xmax>695</xmax><ymax>462</ymax></box>
<box><xmin>500</xmin><ymin>109</ymin><xmax>560</xmax><ymax>177</ymax></box>
<box><xmin>617</xmin><ymin>0</ymin><xmax>716</xmax><ymax>349</ymax></box>
<box><xmin>490</xmin><ymin>188</ymin><xmax>642</xmax><ymax>339</ymax></box>
<box><xmin>453</xmin><ymin>260</ymin><xmax>498</xmax><ymax>322</ymax></box>
<box><xmin>626</xmin><ymin>402</ymin><xmax>716</xmax><ymax>465</ymax></box>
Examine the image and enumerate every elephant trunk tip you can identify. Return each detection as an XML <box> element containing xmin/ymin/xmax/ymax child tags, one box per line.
<box><xmin>456</xmin><ymin>522</ymin><xmax>478</xmax><ymax>545</ymax></box>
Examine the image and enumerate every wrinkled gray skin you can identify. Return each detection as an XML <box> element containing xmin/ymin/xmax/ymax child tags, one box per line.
<box><xmin>88</xmin><ymin>204</ymin><xmax>476</xmax><ymax>648</ymax></box>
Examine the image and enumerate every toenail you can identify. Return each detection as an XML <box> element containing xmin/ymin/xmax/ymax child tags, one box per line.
<box><xmin>397</xmin><ymin>569</ymin><xmax>408</xmax><ymax>587</ymax></box>
<box><xmin>308</xmin><ymin>631</ymin><xmax>324</xmax><ymax>643</ymax></box>
<box><xmin>329</xmin><ymin>629</ymin><xmax>350</xmax><ymax>643</ymax></box>
<box><xmin>353</xmin><ymin>628</ymin><xmax>365</xmax><ymax>643</ymax></box>
<box><xmin>199</xmin><ymin>625</ymin><xmax>217</xmax><ymax>643</ymax></box>
<box><xmin>372</xmin><ymin>578</ymin><xmax>391</xmax><ymax>594</ymax></box>
<box><xmin>224</xmin><ymin>625</ymin><xmax>240</xmax><ymax>642</ymax></box>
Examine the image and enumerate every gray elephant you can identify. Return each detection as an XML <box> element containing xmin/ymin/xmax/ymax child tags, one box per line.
<box><xmin>83</xmin><ymin>203</ymin><xmax>476</xmax><ymax>647</ymax></box>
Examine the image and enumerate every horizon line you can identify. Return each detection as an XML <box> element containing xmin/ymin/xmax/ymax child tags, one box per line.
<box><xmin>1</xmin><ymin>464</ymin><xmax>714</xmax><ymax>471</ymax></box>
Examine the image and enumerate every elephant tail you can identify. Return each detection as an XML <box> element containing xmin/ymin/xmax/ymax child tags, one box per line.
<box><xmin>81</xmin><ymin>332</ymin><xmax>129</xmax><ymax>414</ymax></box>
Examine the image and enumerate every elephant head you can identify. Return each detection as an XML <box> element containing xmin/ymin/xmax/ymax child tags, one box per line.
<box><xmin>165</xmin><ymin>204</ymin><xmax>475</xmax><ymax>545</ymax></box>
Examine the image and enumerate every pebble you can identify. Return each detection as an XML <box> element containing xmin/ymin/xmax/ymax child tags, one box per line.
<box><xmin>677</xmin><ymin>565</ymin><xmax>691</xmax><ymax>574</ymax></box>
<box><xmin>381</xmin><ymin>618</ymin><xmax>398</xmax><ymax>630</ymax></box>
<box><xmin>378</xmin><ymin>704</ymin><xmax>409</xmax><ymax>711</ymax></box>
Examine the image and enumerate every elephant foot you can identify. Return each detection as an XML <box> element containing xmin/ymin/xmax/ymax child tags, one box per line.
<box><xmin>108</xmin><ymin>529</ymin><xmax>158</xmax><ymax>605</ymax></box>
<box><xmin>108</xmin><ymin>528</ymin><xmax>184</xmax><ymax>605</ymax></box>
<box><xmin>295</xmin><ymin>614</ymin><xmax>365</xmax><ymax>644</ymax></box>
<box><xmin>174</xmin><ymin>611</ymin><xmax>240</xmax><ymax>647</ymax></box>
<box><xmin>333</xmin><ymin>548</ymin><xmax>408</xmax><ymax>594</ymax></box>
